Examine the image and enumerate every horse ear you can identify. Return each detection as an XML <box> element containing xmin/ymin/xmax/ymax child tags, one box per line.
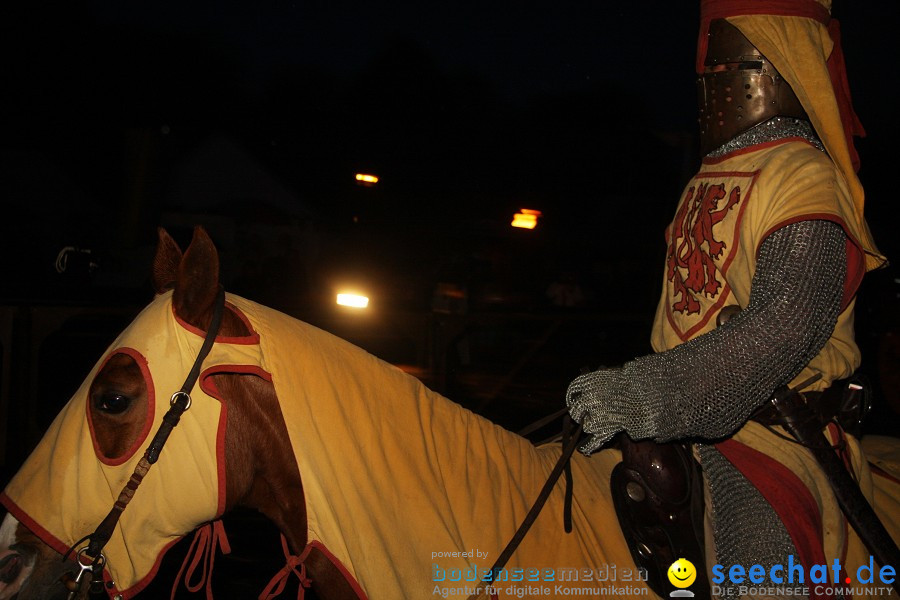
<box><xmin>172</xmin><ymin>227</ymin><xmax>220</xmax><ymax>327</ymax></box>
<box><xmin>152</xmin><ymin>228</ymin><xmax>183</xmax><ymax>294</ymax></box>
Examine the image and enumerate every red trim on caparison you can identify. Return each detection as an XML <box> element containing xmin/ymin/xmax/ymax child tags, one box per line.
<box><xmin>113</xmin><ymin>534</ymin><xmax>185</xmax><ymax>599</ymax></box>
<box><xmin>664</xmin><ymin>170</ymin><xmax>760</xmax><ymax>343</ymax></box>
<box><xmin>199</xmin><ymin>364</ymin><xmax>273</xmax><ymax>517</ymax></box>
<box><xmin>0</xmin><ymin>493</ymin><xmax>71</xmax><ymax>558</ymax></box>
<box><xmin>173</xmin><ymin>301</ymin><xmax>261</xmax><ymax>345</ymax></box>
<box><xmin>86</xmin><ymin>348</ymin><xmax>157</xmax><ymax>467</ymax></box>
<box><xmin>202</xmin><ymin>364</ymin><xmax>273</xmax><ymax>384</ymax></box>
<box><xmin>97</xmin><ymin>362</ymin><xmax>238</xmax><ymax>599</ymax></box>
<box><xmin>757</xmin><ymin>213</ymin><xmax>865</xmax><ymax>310</ymax></box>
<box><xmin>103</xmin><ymin>365</ymin><xmax>244</xmax><ymax>599</ymax></box>
<box><xmin>0</xmin><ymin>496</ymin><xmax>125</xmax><ymax>598</ymax></box>
<box><xmin>2</xmin><ymin>489</ymin><xmax>184</xmax><ymax>599</ymax></box>
<box><xmin>303</xmin><ymin>540</ymin><xmax>370</xmax><ymax>600</ymax></box>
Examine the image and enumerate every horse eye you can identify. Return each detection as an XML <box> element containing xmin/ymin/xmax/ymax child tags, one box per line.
<box><xmin>94</xmin><ymin>393</ymin><xmax>131</xmax><ymax>415</ymax></box>
<box><xmin>0</xmin><ymin>551</ymin><xmax>23</xmax><ymax>583</ymax></box>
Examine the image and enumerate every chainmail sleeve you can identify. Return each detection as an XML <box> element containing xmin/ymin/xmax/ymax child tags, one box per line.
<box><xmin>567</xmin><ymin>219</ymin><xmax>846</xmax><ymax>453</ymax></box>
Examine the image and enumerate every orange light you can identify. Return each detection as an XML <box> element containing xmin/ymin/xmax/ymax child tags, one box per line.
<box><xmin>511</xmin><ymin>208</ymin><xmax>542</xmax><ymax>229</ymax></box>
<box><xmin>355</xmin><ymin>173</ymin><xmax>379</xmax><ymax>184</ymax></box>
<box><xmin>336</xmin><ymin>293</ymin><xmax>369</xmax><ymax>308</ymax></box>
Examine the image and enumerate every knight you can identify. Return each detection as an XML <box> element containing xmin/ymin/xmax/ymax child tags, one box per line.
<box><xmin>566</xmin><ymin>0</ymin><xmax>899</xmax><ymax>596</ymax></box>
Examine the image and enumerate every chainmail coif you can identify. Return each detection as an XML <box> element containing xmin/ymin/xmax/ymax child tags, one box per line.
<box><xmin>566</xmin><ymin>219</ymin><xmax>845</xmax><ymax>451</ymax></box>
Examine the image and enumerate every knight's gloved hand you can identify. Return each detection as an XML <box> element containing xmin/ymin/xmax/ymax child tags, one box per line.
<box><xmin>566</xmin><ymin>367</ymin><xmax>632</xmax><ymax>454</ymax></box>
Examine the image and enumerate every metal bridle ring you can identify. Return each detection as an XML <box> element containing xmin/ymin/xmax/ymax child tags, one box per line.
<box><xmin>75</xmin><ymin>547</ymin><xmax>105</xmax><ymax>569</ymax></box>
<box><xmin>170</xmin><ymin>391</ymin><xmax>192</xmax><ymax>410</ymax></box>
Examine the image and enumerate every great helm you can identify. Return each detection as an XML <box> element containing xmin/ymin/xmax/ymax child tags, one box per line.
<box><xmin>697</xmin><ymin>19</ymin><xmax>807</xmax><ymax>156</ymax></box>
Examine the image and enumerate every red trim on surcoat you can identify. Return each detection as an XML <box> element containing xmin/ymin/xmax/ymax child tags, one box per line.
<box><xmin>715</xmin><ymin>439</ymin><xmax>835</xmax><ymax>599</ymax></box>
<box><xmin>869</xmin><ymin>463</ymin><xmax>900</xmax><ymax>487</ymax></box>
<box><xmin>757</xmin><ymin>214</ymin><xmax>865</xmax><ymax>311</ymax></box>
<box><xmin>665</xmin><ymin>170</ymin><xmax>759</xmax><ymax>343</ymax></box>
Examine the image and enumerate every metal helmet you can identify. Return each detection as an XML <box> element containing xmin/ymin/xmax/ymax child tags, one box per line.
<box><xmin>697</xmin><ymin>19</ymin><xmax>807</xmax><ymax>156</ymax></box>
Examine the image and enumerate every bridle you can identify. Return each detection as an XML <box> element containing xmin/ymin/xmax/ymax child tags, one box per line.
<box><xmin>465</xmin><ymin>412</ymin><xmax>583</xmax><ymax>600</ymax></box>
<box><xmin>57</xmin><ymin>288</ymin><xmax>583</xmax><ymax>600</ymax></box>
<box><xmin>62</xmin><ymin>289</ymin><xmax>226</xmax><ymax>599</ymax></box>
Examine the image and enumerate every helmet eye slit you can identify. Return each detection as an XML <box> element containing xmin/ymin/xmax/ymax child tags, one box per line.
<box><xmin>705</xmin><ymin>60</ymin><xmax>763</xmax><ymax>73</ymax></box>
<box><xmin>698</xmin><ymin>19</ymin><xmax>806</xmax><ymax>155</ymax></box>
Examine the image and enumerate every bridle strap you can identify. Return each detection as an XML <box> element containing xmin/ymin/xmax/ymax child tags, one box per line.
<box><xmin>467</xmin><ymin>416</ymin><xmax>582</xmax><ymax>600</ymax></box>
<box><xmin>146</xmin><ymin>287</ymin><xmax>226</xmax><ymax>464</ymax></box>
<box><xmin>80</xmin><ymin>288</ymin><xmax>226</xmax><ymax>562</ymax></box>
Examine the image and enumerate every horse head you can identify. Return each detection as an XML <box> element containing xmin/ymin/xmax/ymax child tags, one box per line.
<box><xmin>0</xmin><ymin>228</ymin><xmax>313</xmax><ymax>599</ymax></box>
<box><xmin>2</xmin><ymin>227</ymin><xmax>641</xmax><ymax>600</ymax></box>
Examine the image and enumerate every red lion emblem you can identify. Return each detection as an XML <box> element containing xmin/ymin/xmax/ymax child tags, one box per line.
<box><xmin>667</xmin><ymin>181</ymin><xmax>741</xmax><ymax>314</ymax></box>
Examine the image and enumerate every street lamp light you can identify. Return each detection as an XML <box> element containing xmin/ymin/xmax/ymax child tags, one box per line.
<box><xmin>355</xmin><ymin>173</ymin><xmax>379</xmax><ymax>186</ymax></box>
<box><xmin>511</xmin><ymin>208</ymin><xmax>542</xmax><ymax>230</ymax></box>
<box><xmin>336</xmin><ymin>292</ymin><xmax>370</xmax><ymax>309</ymax></box>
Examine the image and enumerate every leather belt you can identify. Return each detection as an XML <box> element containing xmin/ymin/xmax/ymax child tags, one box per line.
<box><xmin>752</xmin><ymin>376</ymin><xmax>870</xmax><ymax>437</ymax></box>
<box><xmin>764</xmin><ymin>380</ymin><xmax>900</xmax><ymax>593</ymax></box>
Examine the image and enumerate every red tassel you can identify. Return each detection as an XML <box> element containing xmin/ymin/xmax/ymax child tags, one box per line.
<box><xmin>258</xmin><ymin>535</ymin><xmax>312</xmax><ymax>600</ymax></box>
<box><xmin>171</xmin><ymin>520</ymin><xmax>231</xmax><ymax>600</ymax></box>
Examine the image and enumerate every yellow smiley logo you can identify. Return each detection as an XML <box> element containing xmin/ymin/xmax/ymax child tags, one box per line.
<box><xmin>667</xmin><ymin>558</ymin><xmax>697</xmax><ymax>588</ymax></box>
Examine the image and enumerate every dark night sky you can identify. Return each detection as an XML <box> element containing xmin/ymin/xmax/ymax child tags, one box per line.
<box><xmin>4</xmin><ymin>1</ymin><xmax>900</xmax><ymax>566</ymax></box>
<box><xmin>2</xmin><ymin>0</ymin><xmax>900</xmax><ymax>470</ymax></box>
<box><xmin>1</xmin><ymin>1</ymin><xmax>897</xmax><ymax>306</ymax></box>
<box><xmin>80</xmin><ymin>2</ymin><xmax>697</xmax><ymax>115</ymax></box>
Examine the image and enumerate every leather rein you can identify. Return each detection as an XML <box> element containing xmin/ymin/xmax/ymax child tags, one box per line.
<box><xmin>61</xmin><ymin>289</ymin><xmax>581</xmax><ymax>600</ymax></box>
<box><xmin>466</xmin><ymin>413</ymin><xmax>583</xmax><ymax>600</ymax></box>
<box><xmin>63</xmin><ymin>289</ymin><xmax>226</xmax><ymax>599</ymax></box>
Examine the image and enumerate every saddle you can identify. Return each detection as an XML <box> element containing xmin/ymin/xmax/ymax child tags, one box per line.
<box><xmin>609</xmin><ymin>374</ymin><xmax>875</xmax><ymax>599</ymax></box>
<box><xmin>610</xmin><ymin>436</ymin><xmax>709</xmax><ymax>598</ymax></box>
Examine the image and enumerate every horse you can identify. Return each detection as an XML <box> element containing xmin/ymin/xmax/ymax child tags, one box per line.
<box><xmin>0</xmin><ymin>228</ymin><xmax>649</xmax><ymax>600</ymax></box>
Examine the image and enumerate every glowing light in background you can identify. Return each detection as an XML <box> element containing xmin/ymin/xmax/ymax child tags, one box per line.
<box><xmin>336</xmin><ymin>293</ymin><xmax>370</xmax><ymax>308</ymax></box>
<box><xmin>355</xmin><ymin>173</ymin><xmax>379</xmax><ymax>185</ymax></box>
<box><xmin>511</xmin><ymin>208</ymin><xmax>542</xmax><ymax>229</ymax></box>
